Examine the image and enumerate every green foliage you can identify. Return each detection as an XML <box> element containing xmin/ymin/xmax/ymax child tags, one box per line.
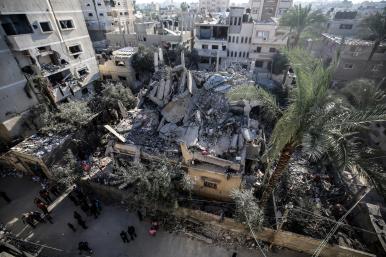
<box><xmin>272</xmin><ymin>52</ymin><xmax>289</xmax><ymax>74</ymax></box>
<box><xmin>131</xmin><ymin>45</ymin><xmax>155</xmax><ymax>74</ymax></box>
<box><xmin>108</xmin><ymin>158</ymin><xmax>190</xmax><ymax>207</ymax></box>
<box><xmin>231</xmin><ymin>189</ymin><xmax>264</xmax><ymax>231</ymax></box>
<box><xmin>361</xmin><ymin>8</ymin><xmax>386</xmax><ymax>41</ymax></box>
<box><xmin>280</xmin><ymin>4</ymin><xmax>326</xmax><ymax>47</ymax></box>
<box><xmin>180</xmin><ymin>2</ymin><xmax>189</xmax><ymax>11</ymax></box>
<box><xmin>40</xmin><ymin>101</ymin><xmax>95</xmax><ymax>135</ymax></box>
<box><xmin>89</xmin><ymin>82</ymin><xmax>137</xmax><ymax>112</ymax></box>
<box><xmin>51</xmin><ymin>150</ymin><xmax>82</xmax><ymax>186</ymax></box>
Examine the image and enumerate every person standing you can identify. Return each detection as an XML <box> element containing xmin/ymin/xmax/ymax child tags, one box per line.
<box><xmin>68</xmin><ymin>193</ymin><xmax>79</xmax><ymax>206</ymax></box>
<box><xmin>73</xmin><ymin>211</ymin><xmax>82</xmax><ymax>221</ymax></box>
<box><xmin>127</xmin><ymin>225</ymin><xmax>137</xmax><ymax>240</ymax></box>
<box><xmin>22</xmin><ymin>214</ymin><xmax>35</xmax><ymax>228</ymax></box>
<box><xmin>0</xmin><ymin>191</ymin><xmax>11</xmax><ymax>203</ymax></box>
<box><xmin>30</xmin><ymin>211</ymin><xmax>45</xmax><ymax>223</ymax></box>
<box><xmin>39</xmin><ymin>189</ymin><xmax>52</xmax><ymax>204</ymax></box>
<box><xmin>120</xmin><ymin>231</ymin><xmax>129</xmax><ymax>243</ymax></box>
<box><xmin>49</xmin><ymin>183</ymin><xmax>60</xmax><ymax>197</ymax></box>
<box><xmin>44</xmin><ymin>213</ymin><xmax>53</xmax><ymax>224</ymax></box>
<box><xmin>78</xmin><ymin>241</ymin><xmax>93</xmax><ymax>255</ymax></box>
<box><xmin>37</xmin><ymin>201</ymin><xmax>49</xmax><ymax>215</ymax></box>
<box><xmin>77</xmin><ymin>218</ymin><xmax>88</xmax><ymax>229</ymax></box>
<box><xmin>67</xmin><ymin>223</ymin><xmax>76</xmax><ymax>232</ymax></box>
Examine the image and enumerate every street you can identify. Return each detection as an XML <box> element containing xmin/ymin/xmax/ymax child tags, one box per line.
<box><xmin>0</xmin><ymin>176</ymin><xmax>307</xmax><ymax>257</ymax></box>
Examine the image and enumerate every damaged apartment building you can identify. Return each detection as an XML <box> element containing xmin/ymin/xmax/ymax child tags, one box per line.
<box><xmin>106</xmin><ymin>49</ymin><xmax>266</xmax><ymax>201</ymax></box>
<box><xmin>194</xmin><ymin>6</ymin><xmax>290</xmax><ymax>72</ymax></box>
<box><xmin>80</xmin><ymin>0</ymin><xmax>135</xmax><ymax>50</ymax></box>
<box><xmin>0</xmin><ymin>0</ymin><xmax>99</xmax><ymax>144</ymax></box>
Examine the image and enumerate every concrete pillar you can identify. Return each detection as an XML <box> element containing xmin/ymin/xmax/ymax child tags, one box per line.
<box><xmin>181</xmin><ymin>50</ymin><xmax>185</xmax><ymax>68</ymax></box>
<box><xmin>158</xmin><ymin>48</ymin><xmax>164</xmax><ymax>64</ymax></box>
<box><xmin>154</xmin><ymin>52</ymin><xmax>159</xmax><ymax>71</ymax></box>
<box><xmin>216</xmin><ymin>50</ymin><xmax>220</xmax><ymax>72</ymax></box>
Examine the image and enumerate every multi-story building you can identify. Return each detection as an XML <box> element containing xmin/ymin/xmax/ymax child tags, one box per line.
<box><xmin>326</xmin><ymin>11</ymin><xmax>361</xmax><ymax>37</ymax></box>
<box><xmin>0</xmin><ymin>0</ymin><xmax>99</xmax><ymax>142</ymax></box>
<box><xmin>199</xmin><ymin>0</ymin><xmax>230</xmax><ymax>13</ymax></box>
<box><xmin>80</xmin><ymin>0</ymin><xmax>135</xmax><ymax>49</ymax></box>
<box><xmin>194</xmin><ymin>7</ymin><xmax>289</xmax><ymax>71</ymax></box>
<box><xmin>249</xmin><ymin>0</ymin><xmax>293</xmax><ymax>21</ymax></box>
<box><xmin>309</xmin><ymin>33</ymin><xmax>386</xmax><ymax>84</ymax></box>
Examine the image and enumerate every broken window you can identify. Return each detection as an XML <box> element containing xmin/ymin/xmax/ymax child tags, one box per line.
<box><xmin>39</xmin><ymin>21</ymin><xmax>53</xmax><ymax>33</ymax></box>
<box><xmin>59</xmin><ymin>19</ymin><xmax>75</xmax><ymax>30</ymax></box>
<box><xmin>0</xmin><ymin>14</ymin><xmax>33</xmax><ymax>35</ymax></box>
<box><xmin>77</xmin><ymin>67</ymin><xmax>89</xmax><ymax>78</ymax></box>
<box><xmin>203</xmin><ymin>180</ymin><xmax>217</xmax><ymax>189</ymax></box>
<box><xmin>199</xmin><ymin>26</ymin><xmax>211</xmax><ymax>39</ymax></box>
<box><xmin>222</xmin><ymin>45</ymin><xmax>226</xmax><ymax>51</ymax></box>
<box><xmin>100</xmin><ymin>13</ymin><xmax>104</xmax><ymax>16</ymax></box>
<box><xmin>269</xmin><ymin>47</ymin><xmax>276</xmax><ymax>53</ymax></box>
<box><xmin>255</xmin><ymin>61</ymin><xmax>263</xmax><ymax>67</ymax></box>
<box><xmin>212</xmin><ymin>26</ymin><xmax>228</xmax><ymax>40</ymax></box>
<box><xmin>256</xmin><ymin>47</ymin><xmax>261</xmax><ymax>53</ymax></box>
<box><xmin>202</xmin><ymin>44</ymin><xmax>208</xmax><ymax>49</ymax></box>
<box><xmin>88</xmin><ymin>13</ymin><xmax>93</xmax><ymax>16</ymax></box>
<box><xmin>68</xmin><ymin>44</ymin><xmax>82</xmax><ymax>55</ymax></box>
<box><xmin>339</xmin><ymin>24</ymin><xmax>353</xmax><ymax>29</ymax></box>
<box><xmin>212</xmin><ymin>45</ymin><xmax>218</xmax><ymax>50</ymax></box>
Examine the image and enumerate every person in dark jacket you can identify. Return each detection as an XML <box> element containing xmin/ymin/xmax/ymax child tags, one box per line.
<box><xmin>39</xmin><ymin>189</ymin><xmax>52</xmax><ymax>204</ymax></box>
<box><xmin>78</xmin><ymin>241</ymin><xmax>93</xmax><ymax>255</ymax></box>
<box><xmin>120</xmin><ymin>231</ymin><xmax>129</xmax><ymax>243</ymax></box>
<box><xmin>127</xmin><ymin>226</ymin><xmax>137</xmax><ymax>240</ymax></box>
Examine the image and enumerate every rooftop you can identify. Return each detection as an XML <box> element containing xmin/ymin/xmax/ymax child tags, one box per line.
<box><xmin>322</xmin><ymin>33</ymin><xmax>385</xmax><ymax>47</ymax></box>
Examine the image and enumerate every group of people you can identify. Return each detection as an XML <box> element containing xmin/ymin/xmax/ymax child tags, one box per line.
<box><xmin>22</xmin><ymin>182</ymin><xmax>60</xmax><ymax>229</ymax></box>
<box><xmin>119</xmin><ymin>225</ymin><xmax>137</xmax><ymax>243</ymax></box>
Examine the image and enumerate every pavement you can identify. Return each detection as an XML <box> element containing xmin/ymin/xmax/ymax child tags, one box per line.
<box><xmin>0</xmin><ymin>176</ymin><xmax>308</xmax><ymax>257</ymax></box>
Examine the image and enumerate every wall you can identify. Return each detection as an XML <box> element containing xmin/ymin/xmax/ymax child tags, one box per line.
<box><xmin>187</xmin><ymin>165</ymin><xmax>242</xmax><ymax>201</ymax></box>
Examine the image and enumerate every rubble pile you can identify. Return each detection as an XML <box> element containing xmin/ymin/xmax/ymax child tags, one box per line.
<box><xmin>40</xmin><ymin>63</ymin><xmax>66</xmax><ymax>75</ymax></box>
<box><xmin>11</xmin><ymin>134</ymin><xmax>70</xmax><ymax>159</ymax></box>
<box><xmin>115</xmin><ymin>50</ymin><xmax>265</xmax><ymax>166</ymax></box>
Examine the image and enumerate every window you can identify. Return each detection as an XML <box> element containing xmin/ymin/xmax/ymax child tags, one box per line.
<box><xmin>201</xmin><ymin>57</ymin><xmax>210</xmax><ymax>63</ymax></box>
<box><xmin>231</xmin><ymin>51</ymin><xmax>233</xmax><ymax>57</ymax></box>
<box><xmin>339</xmin><ymin>24</ymin><xmax>353</xmax><ymax>29</ymax></box>
<box><xmin>343</xmin><ymin>63</ymin><xmax>353</xmax><ymax>69</ymax></box>
<box><xmin>202</xmin><ymin>44</ymin><xmax>208</xmax><ymax>49</ymax></box>
<box><xmin>118</xmin><ymin>76</ymin><xmax>127</xmax><ymax>81</ymax></box>
<box><xmin>243</xmin><ymin>52</ymin><xmax>246</xmax><ymax>58</ymax></box>
<box><xmin>222</xmin><ymin>45</ymin><xmax>226</xmax><ymax>51</ymax></box>
<box><xmin>39</xmin><ymin>21</ymin><xmax>53</xmax><ymax>33</ymax></box>
<box><xmin>124</xmin><ymin>12</ymin><xmax>128</xmax><ymax>15</ymax></box>
<box><xmin>269</xmin><ymin>47</ymin><xmax>276</xmax><ymax>53</ymax></box>
<box><xmin>247</xmin><ymin>52</ymin><xmax>249</xmax><ymax>58</ymax></box>
<box><xmin>68</xmin><ymin>44</ymin><xmax>82</xmax><ymax>55</ymax></box>
<box><xmin>255</xmin><ymin>61</ymin><xmax>263</xmax><ymax>67</ymax></box>
<box><xmin>97</xmin><ymin>2</ymin><xmax>102</xmax><ymax>6</ymax></box>
<box><xmin>239</xmin><ymin>52</ymin><xmax>242</xmax><ymax>57</ymax></box>
<box><xmin>86</xmin><ymin>3</ymin><xmax>91</xmax><ymax>6</ymax></box>
<box><xmin>77</xmin><ymin>67</ymin><xmax>89</xmax><ymax>77</ymax></box>
<box><xmin>203</xmin><ymin>180</ymin><xmax>217</xmax><ymax>189</ymax></box>
<box><xmin>115</xmin><ymin>60</ymin><xmax>125</xmax><ymax>66</ymax></box>
<box><xmin>238</xmin><ymin>17</ymin><xmax>241</xmax><ymax>25</ymax></box>
<box><xmin>249</xmin><ymin>37</ymin><xmax>251</xmax><ymax>43</ymax></box>
<box><xmin>232</xmin><ymin>36</ymin><xmax>235</xmax><ymax>43</ymax></box>
<box><xmin>88</xmin><ymin>13</ymin><xmax>93</xmax><ymax>16</ymax></box>
<box><xmin>59</xmin><ymin>19</ymin><xmax>75</xmax><ymax>30</ymax></box>
<box><xmin>103</xmin><ymin>75</ymin><xmax>112</xmax><ymax>80</ymax></box>
<box><xmin>120</xmin><ymin>12</ymin><xmax>123</xmax><ymax>15</ymax></box>
<box><xmin>241</xmin><ymin>37</ymin><xmax>244</xmax><ymax>43</ymax></box>
<box><xmin>236</xmin><ymin>37</ymin><xmax>239</xmax><ymax>43</ymax></box>
<box><xmin>0</xmin><ymin>14</ymin><xmax>33</xmax><ymax>35</ymax></box>
<box><xmin>256</xmin><ymin>46</ymin><xmax>261</xmax><ymax>53</ymax></box>
<box><xmin>228</xmin><ymin>36</ymin><xmax>231</xmax><ymax>42</ymax></box>
<box><xmin>100</xmin><ymin>13</ymin><xmax>104</xmax><ymax>16</ymax></box>
<box><xmin>212</xmin><ymin>45</ymin><xmax>218</xmax><ymax>49</ymax></box>
<box><xmin>256</xmin><ymin>31</ymin><xmax>269</xmax><ymax>39</ymax></box>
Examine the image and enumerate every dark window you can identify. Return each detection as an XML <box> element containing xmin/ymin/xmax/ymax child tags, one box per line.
<box><xmin>243</xmin><ymin>52</ymin><xmax>246</xmax><ymax>57</ymax></box>
<box><xmin>201</xmin><ymin>57</ymin><xmax>210</xmax><ymax>63</ymax></box>
<box><xmin>118</xmin><ymin>76</ymin><xmax>127</xmax><ymax>81</ymax></box>
<box><xmin>115</xmin><ymin>60</ymin><xmax>125</xmax><ymax>66</ymax></box>
<box><xmin>249</xmin><ymin>37</ymin><xmax>251</xmax><ymax>43</ymax></box>
<box><xmin>69</xmin><ymin>44</ymin><xmax>82</xmax><ymax>54</ymax></box>
<box><xmin>212</xmin><ymin>45</ymin><xmax>218</xmax><ymax>49</ymax></box>
<box><xmin>103</xmin><ymin>75</ymin><xmax>112</xmax><ymax>80</ymax></box>
<box><xmin>247</xmin><ymin>52</ymin><xmax>249</xmax><ymax>58</ymax></box>
<box><xmin>239</xmin><ymin>52</ymin><xmax>241</xmax><ymax>57</ymax></box>
<box><xmin>202</xmin><ymin>44</ymin><xmax>208</xmax><ymax>49</ymax></box>
<box><xmin>222</xmin><ymin>45</ymin><xmax>226</xmax><ymax>51</ymax></box>
<box><xmin>241</xmin><ymin>37</ymin><xmax>244</xmax><ymax>43</ymax></box>
<box><xmin>339</xmin><ymin>24</ymin><xmax>353</xmax><ymax>29</ymax></box>
<box><xmin>86</xmin><ymin>3</ymin><xmax>91</xmax><ymax>6</ymax></box>
<box><xmin>232</xmin><ymin>36</ymin><xmax>235</xmax><ymax>43</ymax></box>
<box><xmin>228</xmin><ymin>36</ymin><xmax>231</xmax><ymax>42</ymax></box>
<box><xmin>39</xmin><ymin>22</ymin><xmax>52</xmax><ymax>32</ymax></box>
<box><xmin>238</xmin><ymin>17</ymin><xmax>241</xmax><ymax>25</ymax></box>
<box><xmin>0</xmin><ymin>14</ymin><xmax>33</xmax><ymax>35</ymax></box>
<box><xmin>59</xmin><ymin>19</ymin><xmax>75</xmax><ymax>29</ymax></box>
<box><xmin>143</xmin><ymin>37</ymin><xmax>146</xmax><ymax>41</ymax></box>
<box><xmin>269</xmin><ymin>48</ymin><xmax>276</xmax><ymax>53</ymax></box>
<box><xmin>100</xmin><ymin>13</ymin><xmax>104</xmax><ymax>16</ymax></box>
<box><xmin>256</xmin><ymin>47</ymin><xmax>261</xmax><ymax>53</ymax></box>
<box><xmin>124</xmin><ymin>12</ymin><xmax>128</xmax><ymax>15</ymax></box>
<box><xmin>230</xmin><ymin>51</ymin><xmax>233</xmax><ymax>57</ymax></box>
<box><xmin>88</xmin><ymin>13</ymin><xmax>93</xmax><ymax>16</ymax></box>
<box><xmin>255</xmin><ymin>61</ymin><xmax>263</xmax><ymax>67</ymax></box>
<box><xmin>97</xmin><ymin>2</ymin><xmax>102</xmax><ymax>6</ymax></box>
<box><xmin>203</xmin><ymin>180</ymin><xmax>217</xmax><ymax>189</ymax></box>
<box><xmin>77</xmin><ymin>67</ymin><xmax>89</xmax><ymax>76</ymax></box>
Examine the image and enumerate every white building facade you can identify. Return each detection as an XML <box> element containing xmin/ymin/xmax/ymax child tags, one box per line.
<box><xmin>199</xmin><ymin>0</ymin><xmax>230</xmax><ymax>13</ymax></box>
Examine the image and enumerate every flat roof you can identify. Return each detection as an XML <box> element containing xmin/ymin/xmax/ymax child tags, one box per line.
<box><xmin>322</xmin><ymin>33</ymin><xmax>385</xmax><ymax>47</ymax></box>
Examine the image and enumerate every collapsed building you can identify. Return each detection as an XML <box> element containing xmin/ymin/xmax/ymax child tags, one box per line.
<box><xmin>106</xmin><ymin>48</ymin><xmax>267</xmax><ymax>201</ymax></box>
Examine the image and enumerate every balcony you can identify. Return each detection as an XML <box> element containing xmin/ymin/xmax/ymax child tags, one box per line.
<box><xmin>198</xmin><ymin>49</ymin><xmax>227</xmax><ymax>58</ymax></box>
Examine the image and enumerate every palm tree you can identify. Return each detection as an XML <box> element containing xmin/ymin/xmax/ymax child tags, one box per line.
<box><xmin>361</xmin><ymin>8</ymin><xmax>386</xmax><ymax>61</ymax></box>
<box><xmin>280</xmin><ymin>4</ymin><xmax>326</xmax><ymax>47</ymax></box>
<box><xmin>259</xmin><ymin>48</ymin><xmax>386</xmax><ymax>208</ymax></box>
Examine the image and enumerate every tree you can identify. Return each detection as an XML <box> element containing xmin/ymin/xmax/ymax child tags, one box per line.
<box><xmin>131</xmin><ymin>45</ymin><xmax>155</xmax><ymax>75</ymax></box>
<box><xmin>39</xmin><ymin>101</ymin><xmax>95</xmax><ymax>135</ymax></box>
<box><xmin>361</xmin><ymin>8</ymin><xmax>386</xmax><ymax>61</ymax></box>
<box><xmin>108</xmin><ymin>158</ymin><xmax>191</xmax><ymax>208</ymax></box>
<box><xmin>231</xmin><ymin>189</ymin><xmax>264</xmax><ymax>231</ymax></box>
<box><xmin>89</xmin><ymin>82</ymin><xmax>137</xmax><ymax>113</ymax></box>
<box><xmin>280</xmin><ymin>4</ymin><xmax>326</xmax><ymax>47</ymax></box>
<box><xmin>259</xmin><ymin>48</ymin><xmax>386</xmax><ymax>208</ymax></box>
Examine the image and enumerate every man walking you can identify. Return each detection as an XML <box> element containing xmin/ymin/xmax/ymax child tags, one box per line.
<box><xmin>127</xmin><ymin>225</ymin><xmax>137</xmax><ymax>240</ymax></box>
<box><xmin>39</xmin><ymin>189</ymin><xmax>52</xmax><ymax>204</ymax></box>
<box><xmin>77</xmin><ymin>218</ymin><xmax>88</xmax><ymax>229</ymax></box>
<box><xmin>36</xmin><ymin>201</ymin><xmax>49</xmax><ymax>215</ymax></box>
<box><xmin>120</xmin><ymin>230</ymin><xmax>129</xmax><ymax>243</ymax></box>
